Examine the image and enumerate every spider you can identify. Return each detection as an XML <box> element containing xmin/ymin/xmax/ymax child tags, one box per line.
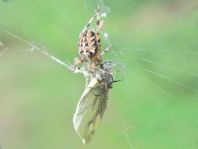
<box><xmin>71</xmin><ymin>7</ymin><xmax>111</xmax><ymax>73</ymax></box>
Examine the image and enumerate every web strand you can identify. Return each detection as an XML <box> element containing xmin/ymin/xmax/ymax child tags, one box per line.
<box><xmin>0</xmin><ymin>29</ymin><xmax>71</xmax><ymax>70</ymax></box>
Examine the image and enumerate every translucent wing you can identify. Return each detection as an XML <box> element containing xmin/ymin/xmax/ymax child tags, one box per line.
<box><xmin>73</xmin><ymin>77</ymin><xmax>109</xmax><ymax>144</ymax></box>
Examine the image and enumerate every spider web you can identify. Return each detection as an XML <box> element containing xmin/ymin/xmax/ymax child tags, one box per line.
<box><xmin>0</xmin><ymin>0</ymin><xmax>198</xmax><ymax>149</ymax></box>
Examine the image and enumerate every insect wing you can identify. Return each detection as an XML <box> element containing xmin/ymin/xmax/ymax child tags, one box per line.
<box><xmin>73</xmin><ymin>77</ymin><xmax>108</xmax><ymax>144</ymax></box>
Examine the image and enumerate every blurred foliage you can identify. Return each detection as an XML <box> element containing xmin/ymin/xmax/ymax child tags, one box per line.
<box><xmin>0</xmin><ymin>0</ymin><xmax>198</xmax><ymax>149</ymax></box>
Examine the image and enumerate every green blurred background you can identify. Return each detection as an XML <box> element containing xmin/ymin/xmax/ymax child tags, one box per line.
<box><xmin>0</xmin><ymin>0</ymin><xmax>198</xmax><ymax>149</ymax></box>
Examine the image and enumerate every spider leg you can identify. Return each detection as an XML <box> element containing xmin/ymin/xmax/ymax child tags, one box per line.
<box><xmin>81</xmin><ymin>6</ymin><xmax>104</xmax><ymax>33</ymax></box>
<box><xmin>96</xmin><ymin>11</ymin><xmax>104</xmax><ymax>32</ymax></box>
<box><xmin>82</xmin><ymin>13</ymin><xmax>97</xmax><ymax>32</ymax></box>
<box><xmin>69</xmin><ymin>57</ymin><xmax>84</xmax><ymax>73</ymax></box>
<box><xmin>101</xmin><ymin>44</ymin><xmax>112</xmax><ymax>56</ymax></box>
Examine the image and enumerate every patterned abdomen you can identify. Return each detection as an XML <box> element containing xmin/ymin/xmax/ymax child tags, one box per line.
<box><xmin>78</xmin><ymin>29</ymin><xmax>101</xmax><ymax>59</ymax></box>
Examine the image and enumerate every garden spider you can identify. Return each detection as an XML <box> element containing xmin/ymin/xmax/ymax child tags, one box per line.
<box><xmin>71</xmin><ymin>7</ymin><xmax>111</xmax><ymax>73</ymax></box>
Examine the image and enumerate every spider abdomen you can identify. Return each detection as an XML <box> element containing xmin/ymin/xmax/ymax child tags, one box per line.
<box><xmin>78</xmin><ymin>29</ymin><xmax>101</xmax><ymax>59</ymax></box>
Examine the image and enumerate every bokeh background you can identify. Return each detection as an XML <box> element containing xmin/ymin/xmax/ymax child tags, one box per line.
<box><xmin>0</xmin><ymin>0</ymin><xmax>198</xmax><ymax>149</ymax></box>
